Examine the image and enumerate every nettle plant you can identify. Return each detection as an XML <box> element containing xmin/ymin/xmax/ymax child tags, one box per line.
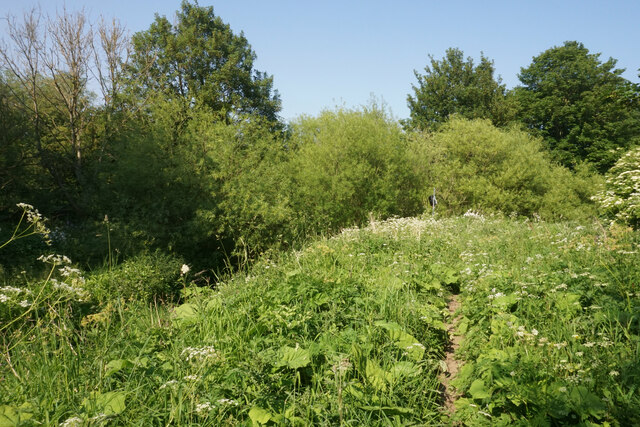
<box><xmin>593</xmin><ymin>146</ymin><xmax>640</xmax><ymax>228</ymax></box>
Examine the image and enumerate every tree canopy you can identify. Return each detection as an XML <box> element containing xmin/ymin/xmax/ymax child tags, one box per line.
<box><xmin>515</xmin><ymin>41</ymin><xmax>640</xmax><ymax>172</ymax></box>
<box><xmin>407</xmin><ymin>48</ymin><xmax>511</xmax><ymax>130</ymax></box>
<box><xmin>128</xmin><ymin>0</ymin><xmax>281</xmax><ymax>123</ymax></box>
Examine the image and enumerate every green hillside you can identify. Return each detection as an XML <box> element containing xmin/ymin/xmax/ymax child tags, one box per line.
<box><xmin>1</xmin><ymin>215</ymin><xmax>638</xmax><ymax>425</ymax></box>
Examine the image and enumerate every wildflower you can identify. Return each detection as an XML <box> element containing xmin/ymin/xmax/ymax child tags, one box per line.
<box><xmin>19</xmin><ymin>300</ymin><xmax>31</xmax><ymax>308</ymax></box>
<box><xmin>332</xmin><ymin>358</ymin><xmax>353</xmax><ymax>374</ymax></box>
<box><xmin>180</xmin><ymin>264</ymin><xmax>190</xmax><ymax>275</ymax></box>
<box><xmin>609</xmin><ymin>370</ymin><xmax>619</xmax><ymax>377</ymax></box>
<box><xmin>572</xmin><ymin>334</ymin><xmax>580</xmax><ymax>339</ymax></box>
<box><xmin>182</xmin><ymin>346</ymin><xmax>220</xmax><ymax>362</ymax></box>
<box><xmin>159</xmin><ymin>380</ymin><xmax>178</xmax><ymax>389</ymax></box>
<box><xmin>0</xmin><ymin>294</ymin><xmax>8</xmax><ymax>302</ymax></box>
<box><xmin>59</xmin><ymin>266</ymin><xmax>82</xmax><ymax>277</ymax></box>
<box><xmin>576</xmin><ymin>352</ymin><xmax>584</xmax><ymax>357</ymax></box>
<box><xmin>558</xmin><ymin>386</ymin><xmax>567</xmax><ymax>393</ymax></box>
<box><xmin>16</xmin><ymin>202</ymin><xmax>34</xmax><ymax>211</ymax></box>
<box><xmin>510</xmin><ymin>371</ymin><xmax>516</xmax><ymax>376</ymax></box>
<box><xmin>196</xmin><ymin>402</ymin><xmax>213</xmax><ymax>414</ymax></box>
<box><xmin>217</xmin><ymin>398</ymin><xmax>239</xmax><ymax>406</ymax></box>
<box><xmin>59</xmin><ymin>417</ymin><xmax>84</xmax><ymax>427</ymax></box>
<box><xmin>531</xmin><ymin>329</ymin><xmax>539</xmax><ymax>336</ymax></box>
<box><xmin>38</xmin><ymin>254</ymin><xmax>72</xmax><ymax>265</ymax></box>
<box><xmin>406</xmin><ymin>342</ymin><xmax>426</xmax><ymax>351</ymax></box>
<box><xmin>184</xmin><ymin>375</ymin><xmax>200</xmax><ymax>381</ymax></box>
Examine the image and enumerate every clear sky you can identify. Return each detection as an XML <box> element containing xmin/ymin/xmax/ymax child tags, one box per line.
<box><xmin>1</xmin><ymin>0</ymin><xmax>639</xmax><ymax>121</ymax></box>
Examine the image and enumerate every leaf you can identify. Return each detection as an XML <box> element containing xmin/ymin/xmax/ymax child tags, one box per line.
<box><xmin>276</xmin><ymin>345</ymin><xmax>311</xmax><ymax>369</ymax></box>
<box><xmin>469</xmin><ymin>379</ymin><xmax>492</xmax><ymax>400</ymax></box>
<box><xmin>97</xmin><ymin>392</ymin><xmax>126</xmax><ymax>415</ymax></box>
<box><xmin>105</xmin><ymin>359</ymin><xmax>134</xmax><ymax>377</ymax></box>
<box><xmin>390</xmin><ymin>361</ymin><xmax>420</xmax><ymax>379</ymax></box>
<box><xmin>375</xmin><ymin>321</ymin><xmax>425</xmax><ymax>361</ymax></box>
<box><xmin>248</xmin><ymin>406</ymin><xmax>272</xmax><ymax>425</ymax></box>
<box><xmin>0</xmin><ymin>403</ymin><xmax>34</xmax><ymax>427</ymax></box>
<box><xmin>173</xmin><ymin>303</ymin><xmax>198</xmax><ymax>324</ymax></box>
<box><xmin>83</xmin><ymin>391</ymin><xmax>127</xmax><ymax>416</ymax></box>
<box><xmin>365</xmin><ymin>359</ymin><xmax>389</xmax><ymax>391</ymax></box>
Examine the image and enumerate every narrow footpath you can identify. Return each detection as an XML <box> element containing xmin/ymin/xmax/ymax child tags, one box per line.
<box><xmin>440</xmin><ymin>294</ymin><xmax>463</xmax><ymax>415</ymax></box>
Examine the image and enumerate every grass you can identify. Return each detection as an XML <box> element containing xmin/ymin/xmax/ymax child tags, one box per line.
<box><xmin>1</xmin><ymin>214</ymin><xmax>638</xmax><ymax>426</ymax></box>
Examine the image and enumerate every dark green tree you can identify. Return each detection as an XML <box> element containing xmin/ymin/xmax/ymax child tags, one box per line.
<box><xmin>128</xmin><ymin>1</ymin><xmax>280</xmax><ymax>125</ymax></box>
<box><xmin>407</xmin><ymin>48</ymin><xmax>512</xmax><ymax>130</ymax></box>
<box><xmin>515</xmin><ymin>41</ymin><xmax>640</xmax><ymax>172</ymax></box>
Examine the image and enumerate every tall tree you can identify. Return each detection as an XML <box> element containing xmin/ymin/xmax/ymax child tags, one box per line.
<box><xmin>407</xmin><ymin>48</ymin><xmax>512</xmax><ymax>130</ymax></box>
<box><xmin>127</xmin><ymin>1</ymin><xmax>280</xmax><ymax>126</ymax></box>
<box><xmin>515</xmin><ymin>41</ymin><xmax>640</xmax><ymax>172</ymax></box>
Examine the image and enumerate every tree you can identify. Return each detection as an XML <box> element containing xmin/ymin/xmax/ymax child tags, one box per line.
<box><xmin>127</xmin><ymin>0</ymin><xmax>280</xmax><ymax>126</ymax></box>
<box><xmin>407</xmin><ymin>48</ymin><xmax>512</xmax><ymax>130</ymax></box>
<box><xmin>515</xmin><ymin>41</ymin><xmax>640</xmax><ymax>172</ymax></box>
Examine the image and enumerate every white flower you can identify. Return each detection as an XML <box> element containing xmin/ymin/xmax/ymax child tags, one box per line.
<box><xmin>558</xmin><ymin>386</ymin><xmax>567</xmax><ymax>393</ymax></box>
<box><xmin>195</xmin><ymin>402</ymin><xmax>213</xmax><ymax>414</ymax></box>
<box><xmin>531</xmin><ymin>329</ymin><xmax>539</xmax><ymax>336</ymax></box>
<box><xmin>180</xmin><ymin>264</ymin><xmax>190</xmax><ymax>275</ymax></box>
<box><xmin>609</xmin><ymin>370</ymin><xmax>619</xmax><ymax>377</ymax></box>
<box><xmin>183</xmin><ymin>375</ymin><xmax>200</xmax><ymax>381</ymax></box>
<box><xmin>181</xmin><ymin>346</ymin><xmax>220</xmax><ymax>362</ymax></box>
<box><xmin>159</xmin><ymin>380</ymin><xmax>178</xmax><ymax>389</ymax></box>
<box><xmin>217</xmin><ymin>398</ymin><xmax>239</xmax><ymax>406</ymax></box>
<box><xmin>59</xmin><ymin>416</ymin><xmax>84</xmax><ymax>427</ymax></box>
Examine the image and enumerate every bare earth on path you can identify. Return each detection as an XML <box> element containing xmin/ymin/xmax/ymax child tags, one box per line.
<box><xmin>440</xmin><ymin>294</ymin><xmax>463</xmax><ymax>416</ymax></box>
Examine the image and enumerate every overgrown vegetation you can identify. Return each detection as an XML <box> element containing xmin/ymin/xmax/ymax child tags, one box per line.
<box><xmin>2</xmin><ymin>1</ymin><xmax>640</xmax><ymax>425</ymax></box>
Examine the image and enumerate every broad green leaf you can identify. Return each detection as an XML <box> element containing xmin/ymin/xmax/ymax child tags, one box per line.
<box><xmin>390</xmin><ymin>361</ymin><xmax>420</xmax><ymax>379</ymax></box>
<box><xmin>469</xmin><ymin>379</ymin><xmax>492</xmax><ymax>400</ymax></box>
<box><xmin>365</xmin><ymin>359</ymin><xmax>389</xmax><ymax>391</ymax></box>
<box><xmin>173</xmin><ymin>303</ymin><xmax>198</xmax><ymax>323</ymax></box>
<box><xmin>105</xmin><ymin>359</ymin><xmax>134</xmax><ymax>377</ymax></box>
<box><xmin>0</xmin><ymin>403</ymin><xmax>34</xmax><ymax>427</ymax></box>
<box><xmin>84</xmin><ymin>391</ymin><xmax>127</xmax><ymax>415</ymax></box>
<box><xmin>276</xmin><ymin>345</ymin><xmax>311</xmax><ymax>369</ymax></box>
<box><xmin>375</xmin><ymin>321</ymin><xmax>425</xmax><ymax>361</ymax></box>
<box><xmin>249</xmin><ymin>406</ymin><xmax>272</xmax><ymax>425</ymax></box>
<box><xmin>97</xmin><ymin>392</ymin><xmax>126</xmax><ymax>415</ymax></box>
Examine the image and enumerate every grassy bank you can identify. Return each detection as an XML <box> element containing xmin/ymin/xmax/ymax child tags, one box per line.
<box><xmin>1</xmin><ymin>214</ymin><xmax>638</xmax><ymax>425</ymax></box>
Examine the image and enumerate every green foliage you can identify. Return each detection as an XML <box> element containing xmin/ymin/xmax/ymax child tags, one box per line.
<box><xmin>515</xmin><ymin>41</ymin><xmax>640</xmax><ymax>172</ymax></box>
<box><xmin>288</xmin><ymin>105</ymin><xmax>424</xmax><ymax>233</ymax></box>
<box><xmin>592</xmin><ymin>146</ymin><xmax>640</xmax><ymax>228</ymax></box>
<box><xmin>128</xmin><ymin>1</ymin><xmax>280</xmax><ymax>124</ymax></box>
<box><xmin>86</xmin><ymin>250</ymin><xmax>183</xmax><ymax>302</ymax></box>
<box><xmin>3</xmin><ymin>215</ymin><xmax>639</xmax><ymax>425</ymax></box>
<box><xmin>448</xmin><ymin>217</ymin><xmax>640</xmax><ymax>425</ymax></box>
<box><xmin>411</xmin><ymin>117</ymin><xmax>600</xmax><ymax>219</ymax></box>
<box><xmin>185</xmin><ymin>110</ymin><xmax>295</xmax><ymax>258</ymax></box>
<box><xmin>407</xmin><ymin>48</ymin><xmax>514</xmax><ymax>130</ymax></box>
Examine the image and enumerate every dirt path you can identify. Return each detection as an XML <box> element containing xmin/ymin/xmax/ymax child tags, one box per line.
<box><xmin>440</xmin><ymin>294</ymin><xmax>463</xmax><ymax>415</ymax></box>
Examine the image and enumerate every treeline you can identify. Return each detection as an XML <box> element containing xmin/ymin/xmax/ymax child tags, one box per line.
<box><xmin>1</xmin><ymin>1</ymin><xmax>638</xmax><ymax>271</ymax></box>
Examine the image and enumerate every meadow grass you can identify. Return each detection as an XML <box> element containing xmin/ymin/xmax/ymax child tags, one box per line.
<box><xmin>1</xmin><ymin>214</ymin><xmax>638</xmax><ymax>426</ymax></box>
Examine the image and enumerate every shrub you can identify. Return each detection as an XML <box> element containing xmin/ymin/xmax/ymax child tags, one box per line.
<box><xmin>287</xmin><ymin>106</ymin><xmax>424</xmax><ymax>233</ymax></box>
<box><xmin>410</xmin><ymin>118</ymin><xmax>600</xmax><ymax>220</ymax></box>
<box><xmin>86</xmin><ymin>251</ymin><xmax>184</xmax><ymax>302</ymax></box>
<box><xmin>592</xmin><ymin>146</ymin><xmax>640</xmax><ymax>228</ymax></box>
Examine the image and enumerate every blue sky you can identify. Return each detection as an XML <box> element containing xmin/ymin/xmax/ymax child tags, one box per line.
<box><xmin>1</xmin><ymin>0</ymin><xmax>639</xmax><ymax>121</ymax></box>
